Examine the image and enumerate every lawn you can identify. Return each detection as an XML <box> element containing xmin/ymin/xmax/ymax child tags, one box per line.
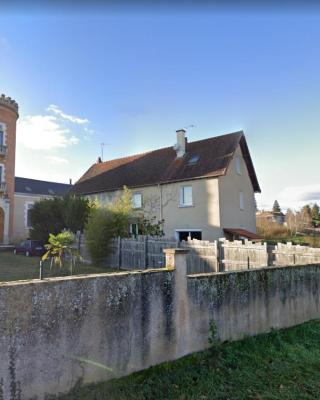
<box><xmin>0</xmin><ymin>251</ymin><xmax>118</xmax><ymax>282</ymax></box>
<box><xmin>55</xmin><ymin>319</ymin><xmax>320</xmax><ymax>400</ymax></box>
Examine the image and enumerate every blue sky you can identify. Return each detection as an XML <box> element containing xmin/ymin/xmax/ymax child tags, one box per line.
<box><xmin>0</xmin><ymin>9</ymin><xmax>319</xmax><ymax>210</ymax></box>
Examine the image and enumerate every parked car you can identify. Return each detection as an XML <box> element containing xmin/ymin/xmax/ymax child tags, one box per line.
<box><xmin>13</xmin><ymin>240</ymin><xmax>46</xmax><ymax>257</ymax></box>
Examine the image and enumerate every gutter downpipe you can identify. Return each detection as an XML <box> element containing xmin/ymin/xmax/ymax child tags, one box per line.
<box><xmin>158</xmin><ymin>183</ymin><xmax>163</xmax><ymax>221</ymax></box>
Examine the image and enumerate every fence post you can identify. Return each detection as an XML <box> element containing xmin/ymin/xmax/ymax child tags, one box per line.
<box><xmin>247</xmin><ymin>256</ymin><xmax>250</xmax><ymax>269</ymax></box>
<box><xmin>144</xmin><ymin>236</ymin><xmax>148</xmax><ymax>269</ymax></box>
<box><xmin>117</xmin><ymin>237</ymin><xmax>121</xmax><ymax>270</ymax></box>
<box><xmin>163</xmin><ymin>248</ymin><xmax>190</xmax><ymax>356</ymax></box>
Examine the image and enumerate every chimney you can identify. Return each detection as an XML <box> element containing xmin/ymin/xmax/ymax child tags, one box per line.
<box><xmin>97</xmin><ymin>156</ymin><xmax>102</xmax><ymax>164</ymax></box>
<box><xmin>69</xmin><ymin>178</ymin><xmax>72</xmax><ymax>185</ymax></box>
<box><xmin>175</xmin><ymin>129</ymin><xmax>186</xmax><ymax>158</ymax></box>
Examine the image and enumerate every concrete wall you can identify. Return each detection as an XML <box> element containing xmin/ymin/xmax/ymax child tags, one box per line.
<box><xmin>219</xmin><ymin>145</ymin><xmax>257</xmax><ymax>233</ymax></box>
<box><xmin>1</xmin><ymin>251</ymin><xmax>320</xmax><ymax>399</ymax></box>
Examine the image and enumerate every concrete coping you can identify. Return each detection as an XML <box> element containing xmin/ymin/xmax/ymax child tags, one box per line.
<box><xmin>163</xmin><ymin>248</ymin><xmax>189</xmax><ymax>254</ymax></box>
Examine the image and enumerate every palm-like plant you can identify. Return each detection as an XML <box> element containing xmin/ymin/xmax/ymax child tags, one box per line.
<box><xmin>42</xmin><ymin>231</ymin><xmax>79</xmax><ymax>270</ymax></box>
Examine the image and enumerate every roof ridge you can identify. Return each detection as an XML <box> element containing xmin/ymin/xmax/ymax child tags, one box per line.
<box><xmin>95</xmin><ymin>131</ymin><xmax>244</xmax><ymax>166</ymax></box>
<box><xmin>15</xmin><ymin>177</ymin><xmax>72</xmax><ymax>186</ymax></box>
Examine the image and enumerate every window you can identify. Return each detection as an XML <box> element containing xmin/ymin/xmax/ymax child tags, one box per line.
<box><xmin>0</xmin><ymin>165</ymin><xmax>2</xmax><ymax>182</ymax></box>
<box><xmin>129</xmin><ymin>223</ymin><xmax>139</xmax><ymax>237</ymax></box>
<box><xmin>236</xmin><ymin>155</ymin><xmax>242</xmax><ymax>175</ymax></box>
<box><xmin>239</xmin><ymin>191</ymin><xmax>244</xmax><ymax>210</ymax></box>
<box><xmin>187</xmin><ymin>155</ymin><xmax>200</xmax><ymax>166</ymax></box>
<box><xmin>176</xmin><ymin>230</ymin><xmax>202</xmax><ymax>241</ymax></box>
<box><xmin>0</xmin><ymin>128</ymin><xmax>3</xmax><ymax>146</ymax></box>
<box><xmin>180</xmin><ymin>186</ymin><xmax>193</xmax><ymax>207</ymax></box>
<box><xmin>25</xmin><ymin>202</ymin><xmax>34</xmax><ymax>228</ymax></box>
<box><xmin>132</xmin><ymin>193</ymin><xmax>142</xmax><ymax>209</ymax></box>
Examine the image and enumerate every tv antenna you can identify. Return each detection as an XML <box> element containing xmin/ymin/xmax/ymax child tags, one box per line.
<box><xmin>184</xmin><ymin>124</ymin><xmax>195</xmax><ymax>130</ymax></box>
<box><xmin>100</xmin><ymin>142</ymin><xmax>111</xmax><ymax>161</ymax></box>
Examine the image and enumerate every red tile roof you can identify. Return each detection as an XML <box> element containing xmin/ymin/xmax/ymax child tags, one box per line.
<box><xmin>73</xmin><ymin>131</ymin><xmax>261</xmax><ymax>195</ymax></box>
<box><xmin>224</xmin><ymin>228</ymin><xmax>262</xmax><ymax>240</ymax></box>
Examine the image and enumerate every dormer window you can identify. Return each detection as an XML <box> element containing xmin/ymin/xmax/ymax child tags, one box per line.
<box><xmin>25</xmin><ymin>186</ymin><xmax>32</xmax><ymax>192</ymax></box>
<box><xmin>187</xmin><ymin>155</ymin><xmax>200</xmax><ymax>166</ymax></box>
<box><xmin>48</xmin><ymin>189</ymin><xmax>55</xmax><ymax>195</ymax></box>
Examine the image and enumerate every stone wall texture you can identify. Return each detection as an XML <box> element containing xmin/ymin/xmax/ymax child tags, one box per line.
<box><xmin>0</xmin><ymin>261</ymin><xmax>320</xmax><ymax>399</ymax></box>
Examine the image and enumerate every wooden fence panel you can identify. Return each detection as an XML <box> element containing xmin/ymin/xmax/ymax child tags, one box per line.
<box><xmin>181</xmin><ymin>239</ymin><xmax>218</xmax><ymax>273</ymax></box>
<box><xmin>273</xmin><ymin>243</ymin><xmax>320</xmax><ymax>266</ymax></box>
<box><xmin>80</xmin><ymin>235</ymin><xmax>320</xmax><ymax>274</ymax></box>
<box><xmin>147</xmin><ymin>238</ymin><xmax>178</xmax><ymax>269</ymax></box>
<box><xmin>220</xmin><ymin>239</ymin><xmax>268</xmax><ymax>271</ymax></box>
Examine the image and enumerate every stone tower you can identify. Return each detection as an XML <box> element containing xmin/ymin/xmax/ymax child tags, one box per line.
<box><xmin>0</xmin><ymin>94</ymin><xmax>19</xmax><ymax>244</ymax></box>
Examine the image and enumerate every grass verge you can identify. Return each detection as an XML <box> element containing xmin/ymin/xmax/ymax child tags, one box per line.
<box><xmin>0</xmin><ymin>251</ymin><xmax>119</xmax><ymax>282</ymax></box>
<box><xmin>56</xmin><ymin>319</ymin><xmax>320</xmax><ymax>400</ymax></box>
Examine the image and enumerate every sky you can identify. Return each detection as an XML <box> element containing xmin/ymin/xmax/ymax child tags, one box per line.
<box><xmin>0</xmin><ymin>4</ymin><xmax>319</xmax><ymax>211</ymax></box>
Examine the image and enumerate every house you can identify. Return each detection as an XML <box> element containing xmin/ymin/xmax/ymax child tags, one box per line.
<box><xmin>13</xmin><ymin>177</ymin><xmax>72</xmax><ymax>242</ymax></box>
<box><xmin>73</xmin><ymin>129</ymin><xmax>261</xmax><ymax>241</ymax></box>
<box><xmin>256</xmin><ymin>210</ymin><xmax>286</xmax><ymax>225</ymax></box>
<box><xmin>0</xmin><ymin>94</ymin><xmax>72</xmax><ymax>244</ymax></box>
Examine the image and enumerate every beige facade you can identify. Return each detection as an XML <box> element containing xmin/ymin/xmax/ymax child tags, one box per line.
<box><xmin>219</xmin><ymin>145</ymin><xmax>257</xmax><ymax>234</ymax></box>
<box><xmin>86</xmin><ymin>144</ymin><xmax>256</xmax><ymax>241</ymax></box>
<box><xmin>12</xmin><ymin>193</ymin><xmax>51</xmax><ymax>243</ymax></box>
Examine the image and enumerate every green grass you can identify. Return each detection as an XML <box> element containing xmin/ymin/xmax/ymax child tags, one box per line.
<box><xmin>0</xmin><ymin>251</ymin><xmax>119</xmax><ymax>282</ymax></box>
<box><xmin>56</xmin><ymin>320</ymin><xmax>320</xmax><ymax>400</ymax></box>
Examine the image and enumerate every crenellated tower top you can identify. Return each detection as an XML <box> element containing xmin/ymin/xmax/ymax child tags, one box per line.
<box><xmin>0</xmin><ymin>94</ymin><xmax>19</xmax><ymax>117</ymax></box>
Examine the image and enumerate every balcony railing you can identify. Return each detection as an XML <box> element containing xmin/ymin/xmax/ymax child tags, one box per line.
<box><xmin>0</xmin><ymin>182</ymin><xmax>6</xmax><ymax>193</ymax></box>
<box><xmin>0</xmin><ymin>145</ymin><xmax>7</xmax><ymax>157</ymax></box>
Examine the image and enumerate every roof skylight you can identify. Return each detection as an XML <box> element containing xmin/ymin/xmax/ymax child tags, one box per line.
<box><xmin>187</xmin><ymin>155</ymin><xmax>200</xmax><ymax>165</ymax></box>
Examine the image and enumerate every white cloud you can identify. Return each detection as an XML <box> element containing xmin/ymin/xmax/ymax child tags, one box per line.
<box><xmin>272</xmin><ymin>184</ymin><xmax>320</xmax><ymax>211</ymax></box>
<box><xmin>17</xmin><ymin>115</ymin><xmax>79</xmax><ymax>150</ymax></box>
<box><xmin>47</xmin><ymin>104</ymin><xmax>89</xmax><ymax>125</ymax></box>
<box><xmin>256</xmin><ymin>184</ymin><xmax>320</xmax><ymax>212</ymax></box>
<box><xmin>45</xmin><ymin>156</ymin><xmax>69</xmax><ymax>165</ymax></box>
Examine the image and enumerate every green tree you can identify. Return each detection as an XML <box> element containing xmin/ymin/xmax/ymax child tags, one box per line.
<box><xmin>84</xmin><ymin>187</ymin><xmax>133</xmax><ymax>264</ymax></box>
<box><xmin>272</xmin><ymin>200</ymin><xmax>281</xmax><ymax>213</ymax></box>
<box><xmin>62</xmin><ymin>194</ymin><xmax>91</xmax><ymax>233</ymax></box>
<box><xmin>28</xmin><ymin>195</ymin><xmax>91</xmax><ymax>242</ymax></box>
<box><xmin>311</xmin><ymin>203</ymin><xmax>320</xmax><ymax>226</ymax></box>
<box><xmin>138</xmin><ymin>216</ymin><xmax>165</xmax><ymax>237</ymax></box>
<box><xmin>29</xmin><ymin>197</ymin><xmax>65</xmax><ymax>241</ymax></box>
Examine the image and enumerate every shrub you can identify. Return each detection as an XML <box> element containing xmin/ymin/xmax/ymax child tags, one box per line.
<box><xmin>42</xmin><ymin>231</ymin><xmax>78</xmax><ymax>268</ymax></box>
<box><xmin>138</xmin><ymin>216</ymin><xmax>165</xmax><ymax>237</ymax></box>
<box><xmin>29</xmin><ymin>197</ymin><xmax>65</xmax><ymax>241</ymax></box>
<box><xmin>84</xmin><ymin>207</ymin><xmax>113</xmax><ymax>264</ymax></box>
<box><xmin>29</xmin><ymin>195</ymin><xmax>91</xmax><ymax>242</ymax></box>
<box><xmin>84</xmin><ymin>187</ymin><xmax>133</xmax><ymax>264</ymax></box>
